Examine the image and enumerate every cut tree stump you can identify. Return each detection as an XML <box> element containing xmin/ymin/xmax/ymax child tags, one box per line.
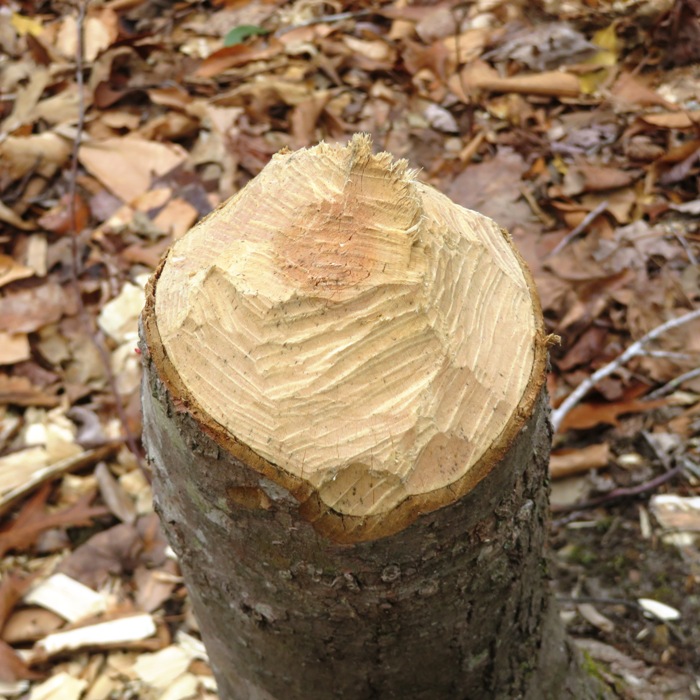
<box><xmin>140</xmin><ymin>135</ymin><xmax>612</xmax><ymax>699</ymax></box>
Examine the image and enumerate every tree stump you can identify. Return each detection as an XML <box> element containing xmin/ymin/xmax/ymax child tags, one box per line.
<box><xmin>140</xmin><ymin>135</ymin><xmax>610</xmax><ymax>699</ymax></box>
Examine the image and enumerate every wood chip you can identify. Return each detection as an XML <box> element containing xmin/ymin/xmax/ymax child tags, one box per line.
<box><xmin>33</xmin><ymin>614</ymin><xmax>157</xmax><ymax>660</ymax></box>
<box><xmin>133</xmin><ymin>645</ymin><xmax>191</xmax><ymax>689</ymax></box>
<box><xmin>28</xmin><ymin>672</ymin><xmax>87</xmax><ymax>700</ymax></box>
<box><xmin>24</xmin><ymin>573</ymin><xmax>107</xmax><ymax>623</ymax></box>
<box><xmin>638</xmin><ymin>598</ymin><xmax>681</xmax><ymax>622</ymax></box>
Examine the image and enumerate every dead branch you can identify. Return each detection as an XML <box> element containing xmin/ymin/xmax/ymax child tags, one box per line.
<box><xmin>551</xmin><ymin>307</ymin><xmax>700</xmax><ymax>433</ymax></box>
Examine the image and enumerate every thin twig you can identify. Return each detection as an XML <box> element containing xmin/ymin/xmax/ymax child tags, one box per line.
<box><xmin>547</xmin><ymin>200</ymin><xmax>609</xmax><ymax>258</ymax></box>
<box><xmin>647</xmin><ymin>366</ymin><xmax>700</xmax><ymax>399</ymax></box>
<box><xmin>551</xmin><ymin>307</ymin><xmax>700</xmax><ymax>432</ymax></box>
<box><xmin>67</xmin><ymin>0</ymin><xmax>147</xmax><ymax>479</ymax></box>
<box><xmin>640</xmin><ymin>350</ymin><xmax>695</xmax><ymax>360</ymax></box>
<box><xmin>550</xmin><ymin>463</ymin><xmax>684</xmax><ymax>513</ymax></box>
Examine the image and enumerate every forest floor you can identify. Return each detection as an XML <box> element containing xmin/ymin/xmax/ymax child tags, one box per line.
<box><xmin>1</xmin><ymin>0</ymin><xmax>700</xmax><ymax>698</ymax></box>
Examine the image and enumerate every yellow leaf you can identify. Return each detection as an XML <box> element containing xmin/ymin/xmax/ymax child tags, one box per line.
<box><xmin>592</xmin><ymin>23</ymin><xmax>619</xmax><ymax>53</ymax></box>
<box><xmin>552</xmin><ymin>155</ymin><xmax>567</xmax><ymax>176</ymax></box>
<box><xmin>11</xmin><ymin>13</ymin><xmax>43</xmax><ymax>37</ymax></box>
<box><xmin>580</xmin><ymin>67</ymin><xmax>611</xmax><ymax>95</ymax></box>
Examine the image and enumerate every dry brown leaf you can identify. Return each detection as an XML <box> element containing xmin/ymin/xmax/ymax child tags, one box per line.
<box><xmin>558</xmin><ymin>326</ymin><xmax>608</xmax><ymax>371</ymax></box>
<box><xmin>55</xmin><ymin>9</ymin><xmax>119</xmax><ymax>62</ymax></box>
<box><xmin>95</xmin><ymin>462</ymin><xmax>136</xmax><ymax>524</ymax></box>
<box><xmin>0</xmin><ymin>133</ymin><xmax>71</xmax><ymax>183</ymax></box>
<box><xmin>0</xmin><ymin>638</ymin><xmax>42</xmax><ymax>683</ymax></box>
<box><xmin>0</xmin><ymin>202</ymin><xmax>35</xmax><ymax>231</ymax></box>
<box><xmin>133</xmin><ymin>561</ymin><xmax>180</xmax><ymax>614</ymax></box>
<box><xmin>195</xmin><ymin>43</ymin><xmax>281</xmax><ymax>78</ymax></box>
<box><xmin>550</xmin><ymin>443</ymin><xmax>611</xmax><ymax>479</ymax></box>
<box><xmin>58</xmin><ymin>514</ymin><xmax>168</xmax><ymax>590</ymax></box>
<box><xmin>2</xmin><ymin>608</ymin><xmax>64</xmax><ymax>644</ymax></box>
<box><xmin>152</xmin><ymin>198</ymin><xmax>199</xmax><ymax>240</ymax></box>
<box><xmin>0</xmin><ymin>333</ymin><xmax>31</xmax><ymax>365</ymax></box>
<box><xmin>0</xmin><ymin>572</ymin><xmax>33</xmax><ymax>631</ymax></box>
<box><xmin>0</xmin><ymin>282</ymin><xmax>76</xmax><ymax>334</ymax></box>
<box><xmin>79</xmin><ymin>137</ymin><xmax>188</xmax><ymax>203</ymax></box>
<box><xmin>559</xmin><ymin>397</ymin><xmax>667</xmax><ymax>431</ymax></box>
<box><xmin>640</xmin><ymin>110</ymin><xmax>700</xmax><ymax>129</ymax></box>
<box><xmin>448</xmin><ymin>148</ymin><xmax>536</xmax><ymax>234</ymax></box>
<box><xmin>401</xmin><ymin>40</ymin><xmax>450</xmax><ymax>82</ymax></box>
<box><xmin>37</xmin><ymin>194</ymin><xmax>90</xmax><ymax>235</ymax></box>
<box><xmin>0</xmin><ymin>67</ymin><xmax>49</xmax><ymax>135</ymax></box>
<box><xmin>441</xmin><ymin>29</ymin><xmax>488</xmax><ymax>64</ymax></box>
<box><xmin>611</xmin><ymin>72</ymin><xmax>676</xmax><ymax>109</ymax></box>
<box><xmin>0</xmin><ymin>254</ymin><xmax>35</xmax><ymax>287</ymax></box>
<box><xmin>577</xmin><ymin>163</ymin><xmax>641</xmax><ymax>192</ymax></box>
<box><xmin>0</xmin><ymin>484</ymin><xmax>109</xmax><ymax>558</ymax></box>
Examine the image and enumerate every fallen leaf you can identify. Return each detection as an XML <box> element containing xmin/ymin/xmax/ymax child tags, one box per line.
<box><xmin>0</xmin><ymin>282</ymin><xmax>76</xmax><ymax>334</ymax></box>
<box><xmin>2</xmin><ymin>608</ymin><xmax>64</xmax><ymax>644</ymax></box>
<box><xmin>37</xmin><ymin>194</ymin><xmax>90</xmax><ymax>235</ymax></box>
<box><xmin>95</xmin><ymin>462</ymin><xmax>136</xmax><ymax>524</ymax></box>
<box><xmin>0</xmin><ymin>255</ymin><xmax>34</xmax><ymax>287</ymax></box>
<box><xmin>559</xmin><ymin>397</ymin><xmax>667</xmax><ymax>431</ymax></box>
<box><xmin>640</xmin><ymin>111</ymin><xmax>700</xmax><ymax>129</ymax></box>
<box><xmin>0</xmin><ymin>639</ymin><xmax>42</xmax><ymax>683</ymax></box>
<box><xmin>195</xmin><ymin>43</ymin><xmax>281</xmax><ymax>78</ymax></box>
<box><xmin>448</xmin><ymin>148</ymin><xmax>536</xmax><ymax>233</ymax></box>
<box><xmin>0</xmin><ymin>484</ymin><xmax>109</xmax><ymax>558</ymax></box>
<box><xmin>58</xmin><ymin>514</ymin><xmax>168</xmax><ymax>590</ymax></box>
<box><xmin>0</xmin><ymin>134</ymin><xmax>71</xmax><ymax>183</ymax></box>
<box><xmin>550</xmin><ymin>443</ymin><xmax>611</xmax><ymax>479</ymax></box>
<box><xmin>611</xmin><ymin>72</ymin><xmax>676</xmax><ymax>109</ymax></box>
<box><xmin>0</xmin><ymin>333</ymin><xmax>31</xmax><ymax>365</ymax></box>
<box><xmin>133</xmin><ymin>562</ymin><xmax>180</xmax><ymax>614</ymax></box>
<box><xmin>558</xmin><ymin>326</ymin><xmax>608</xmax><ymax>371</ymax></box>
<box><xmin>483</xmin><ymin>22</ymin><xmax>595</xmax><ymax>71</ymax></box>
<box><xmin>79</xmin><ymin>137</ymin><xmax>188</xmax><ymax>203</ymax></box>
<box><xmin>0</xmin><ymin>572</ymin><xmax>33</xmax><ymax>630</ymax></box>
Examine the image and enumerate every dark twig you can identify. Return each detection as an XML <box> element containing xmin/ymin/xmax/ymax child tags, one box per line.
<box><xmin>68</xmin><ymin>0</ymin><xmax>147</xmax><ymax>480</ymax></box>
<box><xmin>550</xmin><ymin>463</ymin><xmax>684</xmax><ymax>514</ymax></box>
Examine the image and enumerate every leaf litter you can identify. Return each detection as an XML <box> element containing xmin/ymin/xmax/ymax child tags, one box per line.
<box><xmin>1</xmin><ymin>0</ymin><xmax>699</xmax><ymax>696</ymax></box>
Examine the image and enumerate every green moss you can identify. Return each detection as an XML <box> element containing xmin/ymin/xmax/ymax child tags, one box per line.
<box><xmin>566</xmin><ymin>545</ymin><xmax>597</xmax><ymax>566</ymax></box>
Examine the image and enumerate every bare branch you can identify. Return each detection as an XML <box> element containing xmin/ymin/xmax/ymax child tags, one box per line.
<box><xmin>551</xmin><ymin>307</ymin><xmax>700</xmax><ymax>432</ymax></box>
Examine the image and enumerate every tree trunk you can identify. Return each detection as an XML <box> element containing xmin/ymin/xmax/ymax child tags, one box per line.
<box><xmin>140</xmin><ymin>135</ymin><xmax>611</xmax><ymax>699</ymax></box>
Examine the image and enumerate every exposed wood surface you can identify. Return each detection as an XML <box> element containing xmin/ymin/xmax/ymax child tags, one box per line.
<box><xmin>146</xmin><ymin>134</ymin><xmax>548</xmax><ymax>539</ymax></box>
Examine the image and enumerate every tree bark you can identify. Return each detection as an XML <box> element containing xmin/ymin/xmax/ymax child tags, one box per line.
<box><xmin>140</xmin><ymin>135</ymin><xmax>611</xmax><ymax>699</ymax></box>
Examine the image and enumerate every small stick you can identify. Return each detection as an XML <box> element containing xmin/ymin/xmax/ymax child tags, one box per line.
<box><xmin>647</xmin><ymin>366</ymin><xmax>700</xmax><ymax>399</ymax></box>
<box><xmin>547</xmin><ymin>200</ymin><xmax>609</xmax><ymax>258</ymax></box>
<box><xmin>551</xmin><ymin>307</ymin><xmax>700</xmax><ymax>433</ymax></box>
<box><xmin>550</xmin><ymin>463</ymin><xmax>683</xmax><ymax>514</ymax></box>
<box><xmin>67</xmin><ymin>0</ymin><xmax>147</xmax><ymax>479</ymax></box>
